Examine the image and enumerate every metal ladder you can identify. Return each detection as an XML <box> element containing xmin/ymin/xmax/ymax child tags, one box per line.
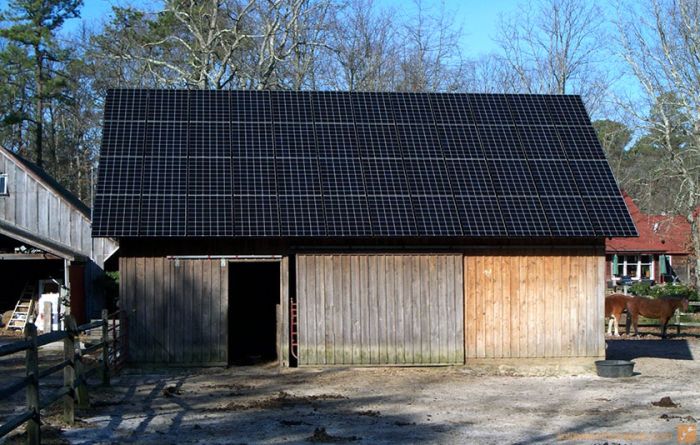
<box><xmin>6</xmin><ymin>283</ymin><xmax>37</xmax><ymax>331</ymax></box>
<box><xmin>290</xmin><ymin>301</ymin><xmax>298</xmax><ymax>360</ymax></box>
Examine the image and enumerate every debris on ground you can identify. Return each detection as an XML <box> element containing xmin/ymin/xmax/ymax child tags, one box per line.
<box><xmin>162</xmin><ymin>385</ymin><xmax>182</xmax><ymax>397</ymax></box>
<box><xmin>652</xmin><ymin>396</ymin><xmax>679</xmax><ymax>407</ymax></box>
<box><xmin>307</xmin><ymin>427</ymin><xmax>360</xmax><ymax>443</ymax></box>
<box><xmin>660</xmin><ymin>414</ymin><xmax>696</xmax><ymax>422</ymax></box>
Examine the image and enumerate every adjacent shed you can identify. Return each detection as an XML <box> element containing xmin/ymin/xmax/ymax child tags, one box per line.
<box><xmin>93</xmin><ymin>89</ymin><xmax>636</xmax><ymax>367</ymax></box>
<box><xmin>0</xmin><ymin>146</ymin><xmax>118</xmax><ymax>324</ymax></box>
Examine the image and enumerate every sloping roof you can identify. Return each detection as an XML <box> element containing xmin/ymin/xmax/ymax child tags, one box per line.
<box><xmin>607</xmin><ymin>193</ymin><xmax>691</xmax><ymax>255</ymax></box>
<box><xmin>92</xmin><ymin>89</ymin><xmax>637</xmax><ymax>238</ymax></box>
<box><xmin>1</xmin><ymin>146</ymin><xmax>91</xmax><ymax>217</ymax></box>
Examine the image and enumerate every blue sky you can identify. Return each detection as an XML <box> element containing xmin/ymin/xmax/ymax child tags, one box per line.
<box><xmin>0</xmin><ymin>0</ymin><xmax>517</xmax><ymax>58</ymax></box>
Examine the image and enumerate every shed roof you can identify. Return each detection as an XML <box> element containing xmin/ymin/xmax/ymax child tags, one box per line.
<box><xmin>93</xmin><ymin>89</ymin><xmax>637</xmax><ymax>238</ymax></box>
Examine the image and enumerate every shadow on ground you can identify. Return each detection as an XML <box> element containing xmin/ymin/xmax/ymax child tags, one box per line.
<box><xmin>607</xmin><ymin>339</ymin><xmax>695</xmax><ymax>360</ymax></box>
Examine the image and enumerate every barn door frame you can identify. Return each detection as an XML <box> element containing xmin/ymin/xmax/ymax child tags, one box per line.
<box><xmin>226</xmin><ymin>256</ymin><xmax>289</xmax><ymax>367</ymax></box>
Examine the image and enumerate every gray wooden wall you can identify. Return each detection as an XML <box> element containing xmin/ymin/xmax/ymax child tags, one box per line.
<box><xmin>0</xmin><ymin>149</ymin><xmax>117</xmax><ymax>266</ymax></box>
<box><xmin>120</xmin><ymin>257</ymin><xmax>228</xmax><ymax>365</ymax></box>
<box><xmin>296</xmin><ymin>254</ymin><xmax>465</xmax><ymax>365</ymax></box>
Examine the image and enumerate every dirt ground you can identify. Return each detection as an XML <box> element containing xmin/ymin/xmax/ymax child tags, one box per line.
<box><xmin>1</xmin><ymin>331</ymin><xmax>699</xmax><ymax>445</ymax></box>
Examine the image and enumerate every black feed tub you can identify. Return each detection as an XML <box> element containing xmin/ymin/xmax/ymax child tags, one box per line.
<box><xmin>595</xmin><ymin>360</ymin><xmax>635</xmax><ymax>378</ymax></box>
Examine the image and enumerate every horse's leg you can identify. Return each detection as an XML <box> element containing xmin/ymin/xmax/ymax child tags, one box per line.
<box><xmin>613</xmin><ymin>314</ymin><xmax>620</xmax><ymax>336</ymax></box>
<box><xmin>625</xmin><ymin>309</ymin><xmax>632</xmax><ymax>335</ymax></box>
<box><xmin>630</xmin><ymin>312</ymin><xmax>640</xmax><ymax>336</ymax></box>
<box><xmin>660</xmin><ymin>318</ymin><xmax>668</xmax><ymax>339</ymax></box>
<box><xmin>607</xmin><ymin>317</ymin><xmax>614</xmax><ymax>335</ymax></box>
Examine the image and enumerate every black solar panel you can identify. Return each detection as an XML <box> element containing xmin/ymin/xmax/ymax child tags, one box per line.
<box><xmin>93</xmin><ymin>89</ymin><xmax>636</xmax><ymax>238</ymax></box>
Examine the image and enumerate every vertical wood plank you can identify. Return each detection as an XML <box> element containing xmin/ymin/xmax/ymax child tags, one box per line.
<box><xmin>388</xmin><ymin>255</ymin><xmax>400</xmax><ymax>364</ymax></box>
<box><xmin>509</xmin><ymin>256</ymin><xmax>520</xmax><ymax>358</ymax></box>
<box><xmin>341</xmin><ymin>255</ymin><xmax>352</xmax><ymax>364</ymax></box>
<box><xmin>442</xmin><ymin>256</ymin><xmax>453</xmax><ymax>363</ymax></box>
<box><xmin>324</xmin><ymin>256</ymin><xmax>334</xmax><ymax>365</ymax></box>
<box><xmin>315</xmin><ymin>255</ymin><xmax>326</xmax><ymax>364</ymax></box>
<box><xmin>280</xmin><ymin>256</ymin><xmax>289</xmax><ymax>366</ymax></box>
<box><xmin>221</xmin><ymin>260</ymin><xmax>229</xmax><ymax>364</ymax></box>
<box><xmin>359</xmin><ymin>255</ymin><xmax>369</xmax><ymax>364</ymax></box>
<box><xmin>368</xmin><ymin>256</ymin><xmax>379</xmax><ymax>364</ymax></box>
<box><xmin>375</xmin><ymin>256</ymin><xmax>386</xmax><ymax>364</ymax></box>
<box><xmin>331</xmin><ymin>256</ymin><xmax>343</xmax><ymax>364</ymax></box>
<box><xmin>297</xmin><ymin>256</ymin><xmax>306</xmax><ymax>365</ymax></box>
<box><xmin>202</xmin><ymin>260</ymin><xmax>212</xmax><ymax>364</ymax></box>
<box><xmin>501</xmin><ymin>255</ymin><xmax>511</xmax><ymax>358</ymax></box>
<box><xmin>350</xmin><ymin>256</ymin><xmax>361</xmax><ymax>364</ymax></box>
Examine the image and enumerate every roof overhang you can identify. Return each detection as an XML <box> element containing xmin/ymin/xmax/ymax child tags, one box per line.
<box><xmin>0</xmin><ymin>219</ymin><xmax>86</xmax><ymax>261</ymax></box>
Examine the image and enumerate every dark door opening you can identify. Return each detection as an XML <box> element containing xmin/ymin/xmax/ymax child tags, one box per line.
<box><xmin>228</xmin><ymin>262</ymin><xmax>280</xmax><ymax>365</ymax></box>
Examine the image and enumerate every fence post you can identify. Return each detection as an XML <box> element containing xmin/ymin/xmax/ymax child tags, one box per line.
<box><xmin>24</xmin><ymin>323</ymin><xmax>40</xmax><ymax>445</ymax></box>
<box><xmin>67</xmin><ymin>316</ymin><xmax>90</xmax><ymax>409</ymax></box>
<box><xmin>101</xmin><ymin>309</ymin><xmax>110</xmax><ymax>386</ymax></box>
<box><xmin>63</xmin><ymin>315</ymin><xmax>76</xmax><ymax>424</ymax></box>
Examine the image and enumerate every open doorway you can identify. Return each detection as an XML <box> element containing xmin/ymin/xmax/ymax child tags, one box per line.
<box><xmin>228</xmin><ymin>262</ymin><xmax>280</xmax><ymax>365</ymax></box>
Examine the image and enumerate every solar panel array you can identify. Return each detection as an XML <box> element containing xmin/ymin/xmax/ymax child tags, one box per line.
<box><xmin>93</xmin><ymin>89</ymin><xmax>637</xmax><ymax>238</ymax></box>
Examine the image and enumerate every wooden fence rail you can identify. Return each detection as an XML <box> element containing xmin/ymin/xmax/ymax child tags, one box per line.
<box><xmin>0</xmin><ymin>309</ymin><xmax>127</xmax><ymax>444</ymax></box>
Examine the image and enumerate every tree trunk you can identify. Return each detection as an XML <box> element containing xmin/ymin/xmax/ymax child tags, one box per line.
<box><xmin>691</xmin><ymin>214</ymin><xmax>700</xmax><ymax>289</ymax></box>
<box><xmin>35</xmin><ymin>48</ymin><xmax>44</xmax><ymax>168</ymax></box>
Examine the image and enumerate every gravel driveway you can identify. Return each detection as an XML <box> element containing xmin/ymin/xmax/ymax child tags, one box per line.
<box><xmin>1</xmin><ymin>336</ymin><xmax>698</xmax><ymax>444</ymax></box>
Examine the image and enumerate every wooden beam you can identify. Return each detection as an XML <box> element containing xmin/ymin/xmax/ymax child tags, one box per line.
<box><xmin>0</xmin><ymin>220</ymin><xmax>82</xmax><ymax>261</ymax></box>
<box><xmin>0</xmin><ymin>253</ymin><xmax>61</xmax><ymax>260</ymax></box>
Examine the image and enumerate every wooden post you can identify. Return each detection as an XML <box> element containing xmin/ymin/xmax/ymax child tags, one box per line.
<box><xmin>63</xmin><ymin>316</ymin><xmax>76</xmax><ymax>424</ymax></box>
<box><xmin>24</xmin><ymin>323</ymin><xmax>40</xmax><ymax>445</ymax></box>
<box><xmin>43</xmin><ymin>302</ymin><xmax>52</xmax><ymax>333</ymax></box>
<box><xmin>66</xmin><ymin>316</ymin><xmax>89</xmax><ymax>409</ymax></box>
<box><xmin>101</xmin><ymin>309</ymin><xmax>110</xmax><ymax>386</ymax></box>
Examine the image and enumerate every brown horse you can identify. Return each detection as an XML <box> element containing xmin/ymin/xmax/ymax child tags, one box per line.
<box><xmin>605</xmin><ymin>293</ymin><xmax>633</xmax><ymax>336</ymax></box>
<box><xmin>625</xmin><ymin>296</ymin><xmax>689</xmax><ymax>338</ymax></box>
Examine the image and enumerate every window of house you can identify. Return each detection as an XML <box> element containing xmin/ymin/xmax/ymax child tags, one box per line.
<box><xmin>612</xmin><ymin>254</ymin><xmax>655</xmax><ymax>281</ymax></box>
<box><xmin>0</xmin><ymin>173</ymin><xmax>7</xmax><ymax>195</ymax></box>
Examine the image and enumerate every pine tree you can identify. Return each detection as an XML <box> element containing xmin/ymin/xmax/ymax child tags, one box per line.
<box><xmin>0</xmin><ymin>0</ymin><xmax>82</xmax><ymax>167</ymax></box>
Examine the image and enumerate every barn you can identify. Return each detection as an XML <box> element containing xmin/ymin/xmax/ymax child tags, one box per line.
<box><xmin>93</xmin><ymin>89</ymin><xmax>636</xmax><ymax>367</ymax></box>
<box><xmin>0</xmin><ymin>145</ymin><xmax>117</xmax><ymax>326</ymax></box>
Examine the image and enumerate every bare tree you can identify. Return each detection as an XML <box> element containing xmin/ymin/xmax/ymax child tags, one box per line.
<box><xmin>395</xmin><ymin>0</ymin><xmax>466</xmax><ymax>93</ymax></box>
<box><xmin>617</xmin><ymin>0</ymin><xmax>700</xmax><ymax>286</ymax></box>
<box><xmin>93</xmin><ymin>0</ymin><xmax>332</xmax><ymax>90</ymax></box>
<box><xmin>325</xmin><ymin>0</ymin><xmax>399</xmax><ymax>91</ymax></box>
<box><xmin>495</xmin><ymin>0</ymin><xmax>610</xmax><ymax>114</ymax></box>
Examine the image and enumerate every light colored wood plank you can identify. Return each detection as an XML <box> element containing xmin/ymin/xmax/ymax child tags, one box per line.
<box><xmin>323</xmin><ymin>255</ymin><xmax>334</xmax><ymax>365</ymax></box>
<box><xmin>315</xmin><ymin>255</ymin><xmax>326</xmax><ymax>364</ymax></box>
<box><xmin>350</xmin><ymin>255</ymin><xmax>361</xmax><ymax>364</ymax></box>
<box><xmin>359</xmin><ymin>255</ymin><xmax>369</xmax><ymax>364</ymax></box>
<box><xmin>280</xmin><ymin>256</ymin><xmax>289</xmax><ymax>366</ymax></box>
<box><xmin>500</xmin><ymin>255</ymin><xmax>511</xmax><ymax>358</ymax></box>
<box><xmin>368</xmin><ymin>256</ymin><xmax>379</xmax><ymax>364</ymax></box>
<box><xmin>375</xmin><ymin>256</ymin><xmax>387</xmax><ymax>364</ymax></box>
<box><xmin>388</xmin><ymin>255</ymin><xmax>400</xmax><ymax>364</ymax></box>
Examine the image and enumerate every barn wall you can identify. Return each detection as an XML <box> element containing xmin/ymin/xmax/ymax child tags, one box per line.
<box><xmin>464</xmin><ymin>247</ymin><xmax>605</xmax><ymax>359</ymax></box>
<box><xmin>0</xmin><ymin>150</ymin><xmax>117</xmax><ymax>265</ymax></box>
<box><xmin>297</xmin><ymin>254</ymin><xmax>464</xmax><ymax>365</ymax></box>
<box><xmin>120</xmin><ymin>257</ymin><xmax>228</xmax><ymax>365</ymax></box>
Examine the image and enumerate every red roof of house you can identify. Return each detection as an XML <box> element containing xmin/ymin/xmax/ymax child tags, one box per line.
<box><xmin>606</xmin><ymin>193</ymin><xmax>692</xmax><ymax>255</ymax></box>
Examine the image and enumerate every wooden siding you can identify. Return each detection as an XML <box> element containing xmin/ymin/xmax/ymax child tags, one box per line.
<box><xmin>464</xmin><ymin>247</ymin><xmax>605</xmax><ymax>359</ymax></box>
<box><xmin>120</xmin><ymin>257</ymin><xmax>228</xmax><ymax>365</ymax></box>
<box><xmin>0</xmin><ymin>149</ymin><xmax>117</xmax><ymax>265</ymax></box>
<box><xmin>297</xmin><ymin>254</ymin><xmax>464</xmax><ymax>365</ymax></box>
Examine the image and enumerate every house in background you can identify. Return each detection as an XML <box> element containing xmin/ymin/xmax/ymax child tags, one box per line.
<box><xmin>606</xmin><ymin>192</ymin><xmax>692</xmax><ymax>286</ymax></box>
<box><xmin>0</xmin><ymin>146</ymin><xmax>118</xmax><ymax>326</ymax></box>
<box><xmin>93</xmin><ymin>89</ymin><xmax>636</xmax><ymax>368</ymax></box>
